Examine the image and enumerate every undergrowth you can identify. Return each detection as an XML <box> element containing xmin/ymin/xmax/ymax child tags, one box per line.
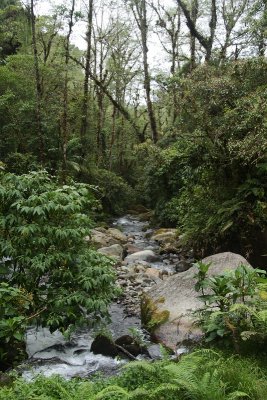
<box><xmin>0</xmin><ymin>350</ymin><xmax>266</xmax><ymax>400</ymax></box>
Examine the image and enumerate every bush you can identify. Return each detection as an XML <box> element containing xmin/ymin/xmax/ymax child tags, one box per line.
<box><xmin>194</xmin><ymin>262</ymin><xmax>267</xmax><ymax>350</ymax></box>
<box><xmin>83</xmin><ymin>168</ymin><xmax>136</xmax><ymax>215</ymax></box>
<box><xmin>0</xmin><ymin>170</ymin><xmax>119</xmax><ymax>368</ymax></box>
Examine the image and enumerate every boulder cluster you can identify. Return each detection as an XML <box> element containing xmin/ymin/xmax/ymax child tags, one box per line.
<box><xmin>87</xmin><ymin>219</ymin><xmax>252</xmax><ymax>352</ymax></box>
<box><xmin>87</xmin><ymin>225</ymin><xmax>180</xmax><ymax>317</ymax></box>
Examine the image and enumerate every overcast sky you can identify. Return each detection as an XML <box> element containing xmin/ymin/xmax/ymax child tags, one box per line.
<box><xmin>34</xmin><ymin>0</ymin><xmax>176</xmax><ymax>72</ymax></box>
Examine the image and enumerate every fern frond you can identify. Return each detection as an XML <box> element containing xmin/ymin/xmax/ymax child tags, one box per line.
<box><xmin>227</xmin><ymin>391</ymin><xmax>249</xmax><ymax>399</ymax></box>
<box><xmin>128</xmin><ymin>388</ymin><xmax>151</xmax><ymax>400</ymax></box>
<box><xmin>151</xmin><ymin>383</ymin><xmax>181</xmax><ymax>399</ymax></box>
<box><xmin>122</xmin><ymin>360</ymin><xmax>156</xmax><ymax>374</ymax></box>
<box><xmin>94</xmin><ymin>385</ymin><xmax>129</xmax><ymax>400</ymax></box>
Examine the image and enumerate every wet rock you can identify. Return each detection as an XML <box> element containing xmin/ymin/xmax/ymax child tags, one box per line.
<box><xmin>107</xmin><ymin>228</ymin><xmax>127</xmax><ymax>243</ymax></box>
<box><xmin>73</xmin><ymin>348</ymin><xmax>88</xmax><ymax>355</ymax></box>
<box><xmin>97</xmin><ymin>244</ymin><xmax>124</xmax><ymax>261</ymax></box>
<box><xmin>88</xmin><ymin>229</ymin><xmax>116</xmax><ymax>248</ymax></box>
<box><xmin>88</xmin><ymin>227</ymin><xmax>127</xmax><ymax>249</ymax></box>
<box><xmin>133</xmin><ymin>264</ymin><xmax>147</xmax><ymax>273</ymax></box>
<box><xmin>115</xmin><ymin>335</ymin><xmax>134</xmax><ymax>346</ymax></box>
<box><xmin>144</xmin><ymin>267</ymin><xmax>161</xmax><ymax>279</ymax></box>
<box><xmin>175</xmin><ymin>258</ymin><xmax>193</xmax><ymax>273</ymax></box>
<box><xmin>159</xmin><ymin>242</ymin><xmax>180</xmax><ymax>254</ymax></box>
<box><xmin>124</xmin><ymin>250</ymin><xmax>158</xmax><ymax>264</ymax></box>
<box><xmin>151</xmin><ymin>229</ymin><xmax>178</xmax><ymax>243</ymax></box>
<box><xmin>90</xmin><ymin>335</ymin><xmax>118</xmax><ymax>357</ymax></box>
<box><xmin>147</xmin><ymin>344</ymin><xmax>164</xmax><ymax>360</ymax></box>
<box><xmin>115</xmin><ymin>335</ymin><xmax>146</xmax><ymax>357</ymax></box>
<box><xmin>125</xmin><ymin>244</ymin><xmax>141</xmax><ymax>255</ymax></box>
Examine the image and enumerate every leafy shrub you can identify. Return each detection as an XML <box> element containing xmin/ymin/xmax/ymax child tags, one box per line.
<box><xmin>4</xmin><ymin>152</ymin><xmax>38</xmax><ymax>174</ymax></box>
<box><xmin>0</xmin><ymin>170</ymin><xmax>119</xmax><ymax>368</ymax></box>
<box><xmin>83</xmin><ymin>168</ymin><xmax>136</xmax><ymax>215</ymax></box>
<box><xmin>0</xmin><ymin>283</ymin><xmax>32</xmax><ymax>369</ymax></box>
<box><xmin>194</xmin><ymin>262</ymin><xmax>267</xmax><ymax>350</ymax></box>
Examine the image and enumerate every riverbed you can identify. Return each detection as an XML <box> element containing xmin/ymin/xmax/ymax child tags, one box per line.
<box><xmin>21</xmin><ymin>215</ymin><xmax>180</xmax><ymax>379</ymax></box>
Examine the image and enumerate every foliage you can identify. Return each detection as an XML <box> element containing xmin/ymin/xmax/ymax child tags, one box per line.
<box><xmin>83</xmin><ymin>167</ymin><xmax>136</xmax><ymax>215</ymax></box>
<box><xmin>0</xmin><ymin>170</ymin><xmax>118</xmax><ymax>368</ymax></box>
<box><xmin>0</xmin><ymin>283</ymin><xmax>32</xmax><ymax>370</ymax></box>
<box><xmin>140</xmin><ymin>294</ymin><xmax>170</xmax><ymax>334</ymax></box>
<box><xmin>0</xmin><ymin>2</ymin><xmax>29</xmax><ymax>61</ymax></box>
<box><xmin>137</xmin><ymin>60</ymin><xmax>267</xmax><ymax>261</ymax></box>
<box><xmin>1</xmin><ymin>350</ymin><xmax>267</xmax><ymax>399</ymax></box>
<box><xmin>194</xmin><ymin>262</ymin><xmax>267</xmax><ymax>349</ymax></box>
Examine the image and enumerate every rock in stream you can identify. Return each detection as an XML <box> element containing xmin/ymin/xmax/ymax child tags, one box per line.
<box><xmin>20</xmin><ymin>214</ymin><xmax>183</xmax><ymax>379</ymax></box>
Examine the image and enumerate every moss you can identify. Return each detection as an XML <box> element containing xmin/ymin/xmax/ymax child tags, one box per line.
<box><xmin>140</xmin><ymin>294</ymin><xmax>170</xmax><ymax>334</ymax></box>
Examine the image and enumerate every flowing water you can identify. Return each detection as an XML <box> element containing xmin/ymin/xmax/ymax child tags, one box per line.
<box><xmin>21</xmin><ymin>215</ymin><xmax>178</xmax><ymax>379</ymax></box>
<box><xmin>113</xmin><ymin>215</ymin><xmax>179</xmax><ymax>272</ymax></box>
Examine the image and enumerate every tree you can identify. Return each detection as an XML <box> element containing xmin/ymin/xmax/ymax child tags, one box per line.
<box><xmin>80</xmin><ymin>0</ymin><xmax>94</xmax><ymax>160</ymax></box>
<box><xmin>176</xmin><ymin>0</ymin><xmax>217</xmax><ymax>61</ymax></box>
<box><xmin>127</xmin><ymin>0</ymin><xmax>159</xmax><ymax>143</ymax></box>
<box><xmin>247</xmin><ymin>0</ymin><xmax>267</xmax><ymax>57</ymax></box>
<box><xmin>30</xmin><ymin>0</ymin><xmax>45</xmax><ymax>164</ymax></box>
<box><xmin>61</xmin><ymin>0</ymin><xmax>76</xmax><ymax>181</ymax></box>
<box><xmin>150</xmin><ymin>1</ymin><xmax>183</xmax><ymax>122</ymax></box>
<box><xmin>0</xmin><ymin>0</ymin><xmax>29</xmax><ymax>62</ymax></box>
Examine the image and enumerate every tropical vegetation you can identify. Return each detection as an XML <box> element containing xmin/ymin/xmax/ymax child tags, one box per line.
<box><xmin>0</xmin><ymin>0</ymin><xmax>267</xmax><ymax>396</ymax></box>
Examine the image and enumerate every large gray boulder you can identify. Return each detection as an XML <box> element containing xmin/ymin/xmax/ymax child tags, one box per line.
<box><xmin>97</xmin><ymin>244</ymin><xmax>124</xmax><ymax>261</ymax></box>
<box><xmin>146</xmin><ymin>252</ymin><xmax>252</xmax><ymax>349</ymax></box>
<box><xmin>107</xmin><ymin>228</ymin><xmax>127</xmax><ymax>243</ymax></box>
<box><xmin>124</xmin><ymin>250</ymin><xmax>158</xmax><ymax>264</ymax></box>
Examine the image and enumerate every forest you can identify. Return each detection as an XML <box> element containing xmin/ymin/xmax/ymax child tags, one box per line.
<box><xmin>0</xmin><ymin>0</ymin><xmax>267</xmax><ymax>398</ymax></box>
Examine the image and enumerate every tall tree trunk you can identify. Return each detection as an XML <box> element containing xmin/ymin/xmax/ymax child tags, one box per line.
<box><xmin>132</xmin><ymin>0</ymin><xmax>158</xmax><ymax>143</ymax></box>
<box><xmin>190</xmin><ymin>0</ymin><xmax>198</xmax><ymax>70</ymax></box>
<box><xmin>80</xmin><ymin>0</ymin><xmax>93</xmax><ymax>160</ymax></box>
<box><xmin>109</xmin><ymin>105</ymin><xmax>117</xmax><ymax>170</ymax></box>
<box><xmin>30</xmin><ymin>0</ymin><xmax>44</xmax><ymax>164</ymax></box>
<box><xmin>61</xmin><ymin>0</ymin><xmax>75</xmax><ymax>182</ymax></box>
<box><xmin>206</xmin><ymin>0</ymin><xmax>217</xmax><ymax>61</ymax></box>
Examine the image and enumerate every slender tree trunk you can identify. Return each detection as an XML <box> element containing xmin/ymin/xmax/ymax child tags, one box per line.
<box><xmin>258</xmin><ymin>1</ymin><xmax>267</xmax><ymax>57</ymax></box>
<box><xmin>96</xmin><ymin>36</ymin><xmax>106</xmax><ymax>164</ymax></box>
<box><xmin>61</xmin><ymin>0</ymin><xmax>75</xmax><ymax>182</ymax></box>
<box><xmin>206</xmin><ymin>0</ymin><xmax>217</xmax><ymax>61</ymax></box>
<box><xmin>80</xmin><ymin>0</ymin><xmax>93</xmax><ymax>159</ymax></box>
<box><xmin>190</xmin><ymin>0</ymin><xmax>198</xmax><ymax>70</ymax></box>
<box><xmin>109</xmin><ymin>105</ymin><xmax>117</xmax><ymax>170</ymax></box>
<box><xmin>132</xmin><ymin>0</ymin><xmax>158</xmax><ymax>143</ymax></box>
<box><xmin>30</xmin><ymin>0</ymin><xmax>44</xmax><ymax>164</ymax></box>
<box><xmin>96</xmin><ymin>88</ymin><xmax>104</xmax><ymax>164</ymax></box>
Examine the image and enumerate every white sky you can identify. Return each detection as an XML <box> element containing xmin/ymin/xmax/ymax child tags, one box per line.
<box><xmin>35</xmin><ymin>0</ymin><xmax>176</xmax><ymax>72</ymax></box>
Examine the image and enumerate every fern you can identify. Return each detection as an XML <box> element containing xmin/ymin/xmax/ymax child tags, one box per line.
<box><xmin>128</xmin><ymin>388</ymin><xmax>151</xmax><ymax>400</ymax></box>
<box><xmin>150</xmin><ymin>383</ymin><xmax>181</xmax><ymax>400</ymax></box>
<box><xmin>94</xmin><ymin>385</ymin><xmax>129</xmax><ymax>400</ymax></box>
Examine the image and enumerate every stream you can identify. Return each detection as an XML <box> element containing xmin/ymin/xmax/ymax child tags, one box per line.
<box><xmin>21</xmin><ymin>215</ymin><xmax>180</xmax><ymax>380</ymax></box>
